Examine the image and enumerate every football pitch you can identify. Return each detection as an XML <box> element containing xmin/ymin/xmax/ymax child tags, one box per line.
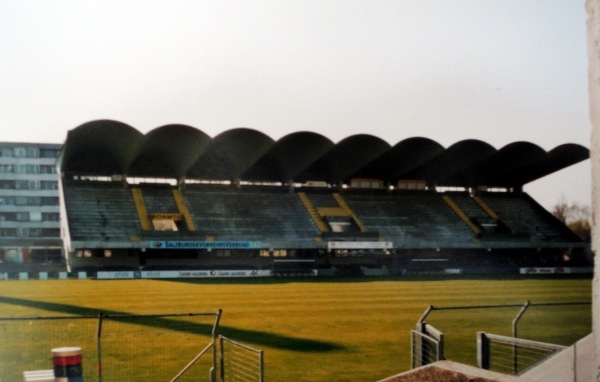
<box><xmin>0</xmin><ymin>276</ymin><xmax>592</xmax><ymax>382</ymax></box>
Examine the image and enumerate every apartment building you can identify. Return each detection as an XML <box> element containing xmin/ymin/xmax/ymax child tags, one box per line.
<box><xmin>0</xmin><ymin>142</ymin><xmax>63</xmax><ymax>270</ymax></box>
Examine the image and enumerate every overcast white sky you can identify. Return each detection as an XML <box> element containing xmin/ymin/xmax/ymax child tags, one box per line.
<box><xmin>0</xmin><ymin>0</ymin><xmax>591</xmax><ymax>210</ymax></box>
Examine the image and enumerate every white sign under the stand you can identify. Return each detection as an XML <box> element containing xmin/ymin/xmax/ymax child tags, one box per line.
<box><xmin>97</xmin><ymin>269</ymin><xmax>272</xmax><ymax>279</ymax></box>
<box><xmin>327</xmin><ymin>241</ymin><xmax>393</xmax><ymax>250</ymax></box>
<box><xmin>519</xmin><ymin>267</ymin><xmax>593</xmax><ymax>275</ymax></box>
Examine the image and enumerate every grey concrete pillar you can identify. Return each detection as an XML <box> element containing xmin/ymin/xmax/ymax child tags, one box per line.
<box><xmin>587</xmin><ymin>0</ymin><xmax>600</xmax><ymax>378</ymax></box>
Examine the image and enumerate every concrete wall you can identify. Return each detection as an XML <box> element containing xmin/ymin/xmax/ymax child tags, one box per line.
<box><xmin>521</xmin><ymin>334</ymin><xmax>593</xmax><ymax>382</ymax></box>
<box><xmin>588</xmin><ymin>0</ymin><xmax>600</xmax><ymax>378</ymax></box>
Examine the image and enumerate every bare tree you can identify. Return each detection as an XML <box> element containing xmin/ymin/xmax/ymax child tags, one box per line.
<box><xmin>551</xmin><ymin>196</ymin><xmax>591</xmax><ymax>241</ymax></box>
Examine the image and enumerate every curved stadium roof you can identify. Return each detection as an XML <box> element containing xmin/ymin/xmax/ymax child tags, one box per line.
<box><xmin>58</xmin><ymin>120</ymin><xmax>589</xmax><ymax>188</ymax></box>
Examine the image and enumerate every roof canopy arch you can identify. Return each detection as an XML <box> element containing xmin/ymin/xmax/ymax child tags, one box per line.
<box><xmin>59</xmin><ymin>119</ymin><xmax>143</xmax><ymax>175</ymax></box>
<box><xmin>354</xmin><ymin>137</ymin><xmax>445</xmax><ymax>182</ymax></box>
<box><xmin>57</xmin><ymin>121</ymin><xmax>590</xmax><ymax>188</ymax></box>
<box><xmin>464</xmin><ymin>141</ymin><xmax>547</xmax><ymax>187</ymax></box>
<box><xmin>128</xmin><ymin>124</ymin><xmax>211</xmax><ymax>179</ymax></box>
<box><xmin>187</xmin><ymin>128</ymin><xmax>275</xmax><ymax>180</ymax></box>
<box><xmin>242</xmin><ymin>131</ymin><xmax>334</xmax><ymax>182</ymax></box>
<box><xmin>400</xmin><ymin>139</ymin><xmax>497</xmax><ymax>186</ymax></box>
<box><xmin>493</xmin><ymin>143</ymin><xmax>590</xmax><ymax>187</ymax></box>
<box><xmin>295</xmin><ymin>134</ymin><xmax>391</xmax><ymax>183</ymax></box>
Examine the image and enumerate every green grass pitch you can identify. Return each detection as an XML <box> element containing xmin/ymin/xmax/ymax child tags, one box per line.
<box><xmin>0</xmin><ymin>276</ymin><xmax>591</xmax><ymax>382</ymax></box>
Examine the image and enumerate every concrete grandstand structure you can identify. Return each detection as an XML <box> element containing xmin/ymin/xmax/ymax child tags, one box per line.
<box><xmin>57</xmin><ymin>120</ymin><xmax>591</xmax><ymax>277</ymax></box>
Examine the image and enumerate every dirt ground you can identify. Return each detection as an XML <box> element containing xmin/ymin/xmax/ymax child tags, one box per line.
<box><xmin>383</xmin><ymin>366</ymin><xmax>499</xmax><ymax>382</ymax></box>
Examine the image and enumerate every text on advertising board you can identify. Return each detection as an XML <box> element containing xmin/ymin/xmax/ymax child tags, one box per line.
<box><xmin>151</xmin><ymin>241</ymin><xmax>262</xmax><ymax>249</ymax></box>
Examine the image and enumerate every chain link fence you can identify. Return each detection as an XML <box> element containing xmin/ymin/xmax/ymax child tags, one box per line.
<box><xmin>0</xmin><ymin>311</ymin><xmax>222</xmax><ymax>382</ymax></box>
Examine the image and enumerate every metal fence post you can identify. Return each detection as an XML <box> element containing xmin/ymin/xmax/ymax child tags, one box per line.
<box><xmin>512</xmin><ymin>300</ymin><xmax>530</xmax><ymax>374</ymax></box>
<box><xmin>219</xmin><ymin>336</ymin><xmax>225</xmax><ymax>382</ymax></box>
<box><xmin>477</xmin><ymin>332</ymin><xmax>489</xmax><ymax>370</ymax></box>
<box><xmin>417</xmin><ymin>305</ymin><xmax>434</xmax><ymax>327</ymax></box>
<box><xmin>258</xmin><ymin>349</ymin><xmax>264</xmax><ymax>382</ymax></box>
<box><xmin>211</xmin><ymin>309</ymin><xmax>222</xmax><ymax>382</ymax></box>
<box><xmin>437</xmin><ymin>330</ymin><xmax>444</xmax><ymax>361</ymax></box>
<box><xmin>512</xmin><ymin>300</ymin><xmax>530</xmax><ymax>339</ymax></box>
<box><xmin>97</xmin><ymin>312</ymin><xmax>104</xmax><ymax>382</ymax></box>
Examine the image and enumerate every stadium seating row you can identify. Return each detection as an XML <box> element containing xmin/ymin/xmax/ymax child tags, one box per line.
<box><xmin>61</xmin><ymin>181</ymin><xmax>578</xmax><ymax>246</ymax></box>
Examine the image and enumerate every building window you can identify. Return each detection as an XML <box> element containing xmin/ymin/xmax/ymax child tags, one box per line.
<box><xmin>40</xmin><ymin>149</ymin><xmax>59</xmax><ymax>158</ymax></box>
<box><xmin>41</xmin><ymin>181</ymin><xmax>58</xmax><ymax>190</ymax></box>
<box><xmin>0</xmin><ymin>213</ymin><xmax>16</xmax><ymax>221</ymax></box>
<box><xmin>0</xmin><ymin>148</ymin><xmax>13</xmax><ymax>157</ymax></box>
<box><xmin>41</xmin><ymin>228</ymin><xmax>60</xmax><ymax>237</ymax></box>
<box><xmin>41</xmin><ymin>197</ymin><xmax>58</xmax><ymax>206</ymax></box>
<box><xmin>0</xmin><ymin>197</ymin><xmax>14</xmax><ymax>205</ymax></box>
<box><xmin>0</xmin><ymin>180</ymin><xmax>15</xmax><ymax>189</ymax></box>
<box><xmin>42</xmin><ymin>212</ymin><xmax>60</xmax><ymax>221</ymax></box>
<box><xmin>14</xmin><ymin>147</ymin><xmax>26</xmax><ymax>158</ymax></box>
<box><xmin>0</xmin><ymin>228</ymin><xmax>17</xmax><ymax>237</ymax></box>
<box><xmin>28</xmin><ymin>228</ymin><xmax>42</xmax><ymax>237</ymax></box>
<box><xmin>16</xmin><ymin>212</ymin><xmax>29</xmax><ymax>222</ymax></box>
<box><xmin>30</xmin><ymin>211</ymin><xmax>42</xmax><ymax>222</ymax></box>
<box><xmin>27</xmin><ymin>147</ymin><xmax>39</xmax><ymax>158</ymax></box>
<box><xmin>40</xmin><ymin>165</ymin><xmax>55</xmax><ymax>174</ymax></box>
<box><xmin>0</xmin><ymin>164</ymin><xmax>14</xmax><ymax>173</ymax></box>
<box><xmin>15</xmin><ymin>180</ymin><xmax>28</xmax><ymax>190</ymax></box>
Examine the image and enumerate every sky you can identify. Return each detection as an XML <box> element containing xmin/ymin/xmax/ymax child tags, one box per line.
<box><xmin>0</xmin><ymin>0</ymin><xmax>591</xmax><ymax>211</ymax></box>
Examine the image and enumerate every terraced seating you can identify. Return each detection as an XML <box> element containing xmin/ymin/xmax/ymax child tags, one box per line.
<box><xmin>480</xmin><ymin>193</ymin><xmax>578</xmax><ymax>242</ymax></box>
<box><xmin>62</xmin><ymin>181</ymin><xmax>140</xmax><ymax>240</ymax></box>
<box><xmin>183</xmin><ymin>186</ymin><xmax>319</xmax><ymax>242</ymax></box>
<box><xmin>342</xmin><ymin>191</ymin><xmax>475</xmax><ymax>246</ymax></box>
<box><xmin>140</xmin><ymin>185</ymin><xmax>179</xmax><ymax>213</ymax></box>
<box><xmin>62</xmin><ymin>180</ymin><xmax>581</xmax><ymax>248</ymax></box>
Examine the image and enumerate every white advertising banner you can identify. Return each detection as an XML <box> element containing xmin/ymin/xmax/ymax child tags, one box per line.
<box><xmin>327</xmin><ymin>241</ymin><xmax>392</xmax><ymax>250</ymax></box>
<box><xmin>97</xmin><ymin>269</ymin><xmax>272</xmax><ymax>279</ymax></box>
<box><xmin>519</xmin><ymin>267</ymin><xmax>593</xmax><ymax>275</ymax></box>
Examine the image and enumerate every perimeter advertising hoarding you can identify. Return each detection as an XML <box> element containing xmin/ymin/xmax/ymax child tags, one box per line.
<box><xmin>97</xmin><ymin>269</ymin><xmax>272</xmax><ymax>279</ymax></box>
<box><xmin>327</xmin><ymin>241</ymin><xmax>392</xmax><ymax>250</ymax></box>
<box><xmin>519</xmin><ymin>267</ymin><xmax>593</xmax><ymax>274</ymax></box>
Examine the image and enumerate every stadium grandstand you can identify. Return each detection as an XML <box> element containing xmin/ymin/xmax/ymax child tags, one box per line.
<box><xmin>56</xmin><ymin>120</ymin><xmax>591</xmax><ymax>278</ymax></box>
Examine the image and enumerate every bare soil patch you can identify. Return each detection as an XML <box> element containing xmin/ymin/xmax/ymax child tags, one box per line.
<box><xmin>382</xmin><ymin>366</ymin><xmax>498</xmax><ymax>382</ymax></box>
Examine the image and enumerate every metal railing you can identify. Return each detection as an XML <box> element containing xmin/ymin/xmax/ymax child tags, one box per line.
<box><xmin>417</xmin><ymin>300</ymin><xmax>590</xmax><ymax>341</ymax></box>
<box><xmin>477</xmin><ymin>332</ymin><xmax>566</xmax><ymax>375</ymax></box>
<box><xmin>412</xmin><ymin>300</ymin><xmax>590</xmax><ymax>371</ymax></box>
<box><xmin>219</xmin><ymin>335</ymin><xmax>264</xmax><ymax>382</ymax></box>
<box><xmin>411</xmin><ymin>322</ymin><xmax>444</xmax><ymax>368</ymax></box>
